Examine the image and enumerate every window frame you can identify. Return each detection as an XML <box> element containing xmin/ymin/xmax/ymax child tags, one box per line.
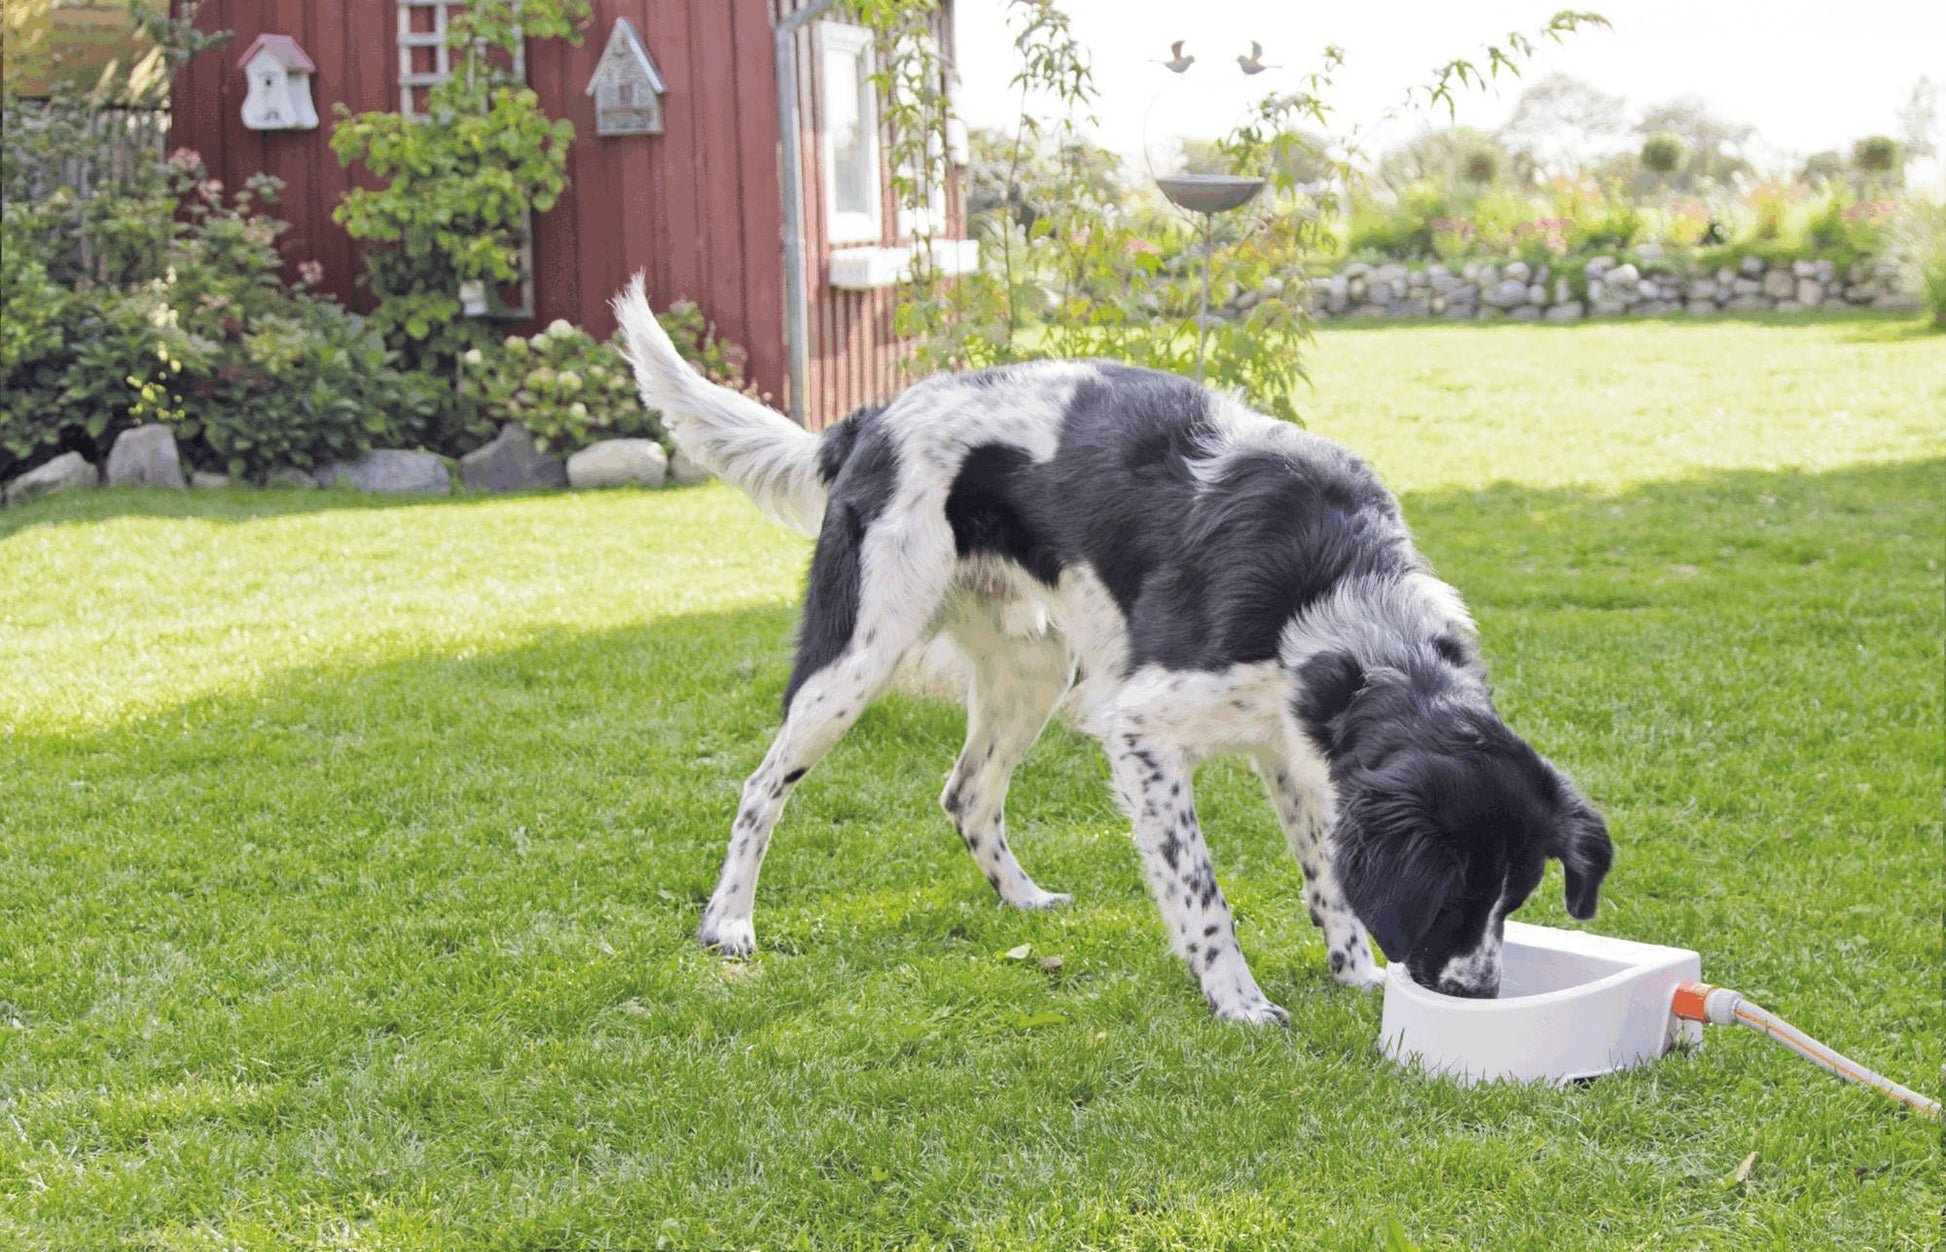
<box><xmin>817</xmin><ymin>21</ymin><xmax>883</xmax><ymax>246</ymax></box>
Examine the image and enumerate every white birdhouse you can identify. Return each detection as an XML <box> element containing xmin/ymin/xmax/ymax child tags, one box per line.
<box><xmin>585</xmin><ymin>18</ymin><xmax>666</xmax><ymax>136</ymax></box>
<box><xmin>238</xmin><ymin>34</ymin><xmax>318</xmax><ymax>131</ymax></box>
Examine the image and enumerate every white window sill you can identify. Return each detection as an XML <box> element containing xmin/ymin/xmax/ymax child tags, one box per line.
<box><xmin>828</xmin><ymin>240</ymin><xmax>979</xmax><ymax>290</ymax></box>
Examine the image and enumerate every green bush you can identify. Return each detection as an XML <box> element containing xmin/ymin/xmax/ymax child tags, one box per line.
<box><xmin>1640</xmin><ymin>132</ymin><xmax>1687</xmax><ymax>176</ymax></box>
<box><xmin>1</xmin><ymin>158</ymin><xmax>435</xmax><ymax>481</ymax></box>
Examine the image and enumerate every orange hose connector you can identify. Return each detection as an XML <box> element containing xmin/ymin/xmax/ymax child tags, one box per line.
<box><xmin>1672</xmin><ymin>981</ymin><xmax>1940</xmax><ymax>1119</ymax></box>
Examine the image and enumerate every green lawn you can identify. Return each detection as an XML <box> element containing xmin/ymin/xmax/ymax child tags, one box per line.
<box><xmin>3</xmin><ymin>315</ymin><xmax>1941</xmax><ymax>1249</ymax></box>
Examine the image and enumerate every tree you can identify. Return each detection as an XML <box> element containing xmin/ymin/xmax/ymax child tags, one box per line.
<box><xmin>1379</xmin><ymin>127</ymin><xmax>1510</xmax><ymax>190</ymax></box>
<box><xmin>1498</xmin><ymin>74</ymin><xmax>1628</xmax><ymax>180</ymax></box>
<box><xmin>1633</xmin><ymin>98</ymin><xmax>1752</xmax><ymax>189</ymax></box>
<box><xmin>1895</xmin><ymin>78</ymin><xmax>1938</xmax><ymax>162</ymax></box>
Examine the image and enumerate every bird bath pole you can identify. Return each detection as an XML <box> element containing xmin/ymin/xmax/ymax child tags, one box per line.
<box><xmin>1144</xmin><ymin>39</ymin><xmax>1273</xmax><ymax>384</ymax></box>
<box><xmin>1153</xmin><ymin>174</ymin><xmax>1264</xmax><ymax>382</ymax></box>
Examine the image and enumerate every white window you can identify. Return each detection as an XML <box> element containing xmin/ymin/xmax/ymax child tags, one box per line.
<box><xmin>819</xmin><ymin>23</ymin><xmax>882</xmax><ymax>245</ymax></box>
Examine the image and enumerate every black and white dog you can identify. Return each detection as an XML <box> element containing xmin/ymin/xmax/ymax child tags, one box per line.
<box><xmin>616</xmin><ymin>278</ymin><xmax>1611</xmax><ymax>1023</ymax></box>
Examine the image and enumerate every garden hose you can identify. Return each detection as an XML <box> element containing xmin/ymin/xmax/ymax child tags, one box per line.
<box><xmin>1671</xmin><ymin>982</ymin><xmax>1940</xmax><ymax>1118</ymax></box>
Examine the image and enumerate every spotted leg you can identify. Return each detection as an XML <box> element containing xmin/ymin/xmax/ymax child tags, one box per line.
<box><xmin>1110</xmin><ymin>732</ymin><xmax>1289</xmax><ymax>1025</ymax></box>
<box><xmin>1253</xmin><ymin>749</ymin><xmax>1383</xmax><ymax>990</ymax></box>
<box><xmin>697</xmin><ymin>509</ymin><xmax>953</xmax><ymax>956</ymax></box>
<box><xmin>940</xmin><ymin>612</ymin><xmax>1075</xmax><ymax>910</ymax></box>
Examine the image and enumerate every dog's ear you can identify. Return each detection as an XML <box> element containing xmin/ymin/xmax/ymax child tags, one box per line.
<box><xmin>1336</xmin><ymin>801</ymin><xmax>1462</xmax><ymax>963</ymax></box>
<box><xmin>1549</xmin><ymin>791</ymin><xmax>1612</xmax><ymax>920</ymax></box>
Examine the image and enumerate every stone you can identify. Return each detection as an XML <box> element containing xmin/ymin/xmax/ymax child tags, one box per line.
<box><xmin>104</xmin><ymin>424</ymin><xmax>185</xmax><ymax>489</ymax></box>
<box><xmin>1684</xmin><ymin>297</ymin><xmax>1718</xmax><ymax>315</ymax></box>
<box><xmin>668</xmin><ymin>446</ymin><xmax>712</xmax><ymax>487</ymax></box>
<box><xmin>4</xmin><ymin>451</ymin><xmax>97</xmax><ymax>505</ymax></box>
<box><xmin>1732</xmin><ymin>277</ymin><xmax>1764</xmax><ymax>297</ymax></box>
<box><xmin>1774</xmin><ymin>300</ymin><xmax>1802</xmax><ymax>313</ymax></box>
<box><xmin>1342</xmin><ymin>261</ymin><xmax>1372</xmax><ymax>279</ymax></box>
<box><xmin>1585</xmin><ymin>256</ymin><xmax>1616</xmax><ymax>278</ymax></box>
<box><xmin>1639</xmin><ymin>281</ymin><xmax>1661</xmax><ymax>301</ymax></box>
<box><xmin>1739</xmin><ymin>255</ymin><xmax>1766</xmax><ymax>277</ymax></box>
<box><xmin>265</xmin><ymin>467</ymin><xmax>318</xmax><ymax>489</ymax></box>
<box><xmin>1366</xmin><ymin>281</ymin><xmax>1394</xmax><ymax>305</ymax></box>
<box><xmin>1374</xmin><ymin>263</ymin><xmax>1408</xmax><ymax>285</ymax></box>
<box><xmin>1429</xmin><ymin>295</ymin><xmax>1447</xmax><ymax>315</ymax></box>
<box><xmin>567</xmin><ymin>437</ymin><xmax>666</xmax><ymax>489</ymax></box>
<box><xmin>1554</xmin><ymin>278</ymin><xmax>1573</xmax><ymax>305</ymax></box>
<box><xmin>1688</xmin><ymin>278</ymin><xmax>1717</xmax><ymax>301</ymax></box>
<box><xmin>1873</xmin><ymin>291</ymin><xmax>1923</xmax><ymax>311</ymax></box>
<box><xmin>1259</xmin><ymin>276</ymin><xmax>1284</xmax><ymax>299</ymax></box>
<box><xmin>1545</xmin><ymin>301</ymin><xmax>1584</xmax><ymax>321</ymax></box>
<box><xmin>1844</xmin><ymin>282</ymin><xmax>1879</xmax><ymax>304</ymax></box>
<box><xmin>1387</xmin><ymin>298</ymin><xmax>1431</xmax><ymax>318</ymax></box>
<box><xmin>1510</xmin><ymin>304</ymin><xmax>1542</xmax><ymax>321</ymax></box>
<box><xmin>318</xmin><ymin>449</ymin><xmax>451</xmax><ymax>494</ymax></box>
<box><xmin>190</xmin><ymin>470</ymin><xmax>230</xmax><ymax>489</ymax></box>
<box><xmin>1527</xmin><ymin>283</ymin><xmax>1547</xmax><ymax>305</ymax></box>
<box><xmin>1796</xmin><ymin>278</ymin><xmax>1825</xmax><ymax>306</ymax></box>
<box><xmin>458</xmin><ymin>424</ymin><xmax>567</xmax><ymax>493</ymax></box>
<box><xmin>1442</xmin><ymin>303</ymin><xmax>1475</xmax><ymax>320</ymax></box>
<box><xmin>1725</xmin><ymin>295</ymin><xmax>1771</xmax><ymax>312</ymax></box>
<box><xmin>1591</xmin><ymin>300</ymin><xmax>1627</xmax><ymax>318</ymax></box>
<box><xmin>1487</xmin><ymin>278</ymin><xmax>1530</xmax><ymax>308</ymax></box>
<box><xmin>1813</xmin><ymin>259</ymin><xmax>1836</xmax><ymax>283</ymax></box>
<box><xmin>1503</xmin><ymin>260</ymin><xmax>1532</xmax><ymax>283</ymax></box>
<box><xmin>1473</xmin><ymin>306</ymin><xmax>1506</xmax><ymax>321</ymax></box>
<box><xmin>1716</xmin><ymin>266</ymin><xmax>1736</xmax><ymax>287</ymax></box>
<box><xmin>1605</xmin><ymin>263</ymin><xmax>1640</xmax><ymax>285</ymax></box>
<box><xmin>1762</xmin><ymin>269</ymin><xmax>1795</xmax><ymax>299</ymax></box>
<box><xmin>1587</xmin><ymin>279</ymin><xmax>1604</xmax><ymax>303</ymax></box>
<box><xmin>1347</xmin><ymin>277</ymin><xmax>1367</xmax><ymax>301</ymax></box>
<box><xmin>1610</xmin><ymin>284</ymin><xmax>1642</xmax><ymax>306</ymax></box>
<box><xmin>1231</xmin><ymin>289</ymin><xmax>1262</xmax><ymax>311</ymax></box>
<box><xmin>1792</xmin><ymin>259</ymin><xmax>1816</xmax><ymax>278</ymax></box>
<box><xmin>1636</xmin><ymin>300</ymin><xmax>1675</xmax><ymax>316</ymax></box>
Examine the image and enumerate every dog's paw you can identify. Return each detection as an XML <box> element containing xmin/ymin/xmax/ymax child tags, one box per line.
<box><xmin>1327</xmin><ymin>947</ymin><xmax>1386</xmax><ymax>991</ymax></box>
<box><xmin>1010</xmin><ymin>889</ymin><xmax>1073</xmax><ymax>912</ymax></box>
<box><xmin>697</xmin><ymin>915</ymin><xmax>756</xmax><ymax>958</ymax></box>
<box><xmin>1212</xmin><ymin>995</ymin><xmax>1291</xmax><ymax>1027</ymax></box>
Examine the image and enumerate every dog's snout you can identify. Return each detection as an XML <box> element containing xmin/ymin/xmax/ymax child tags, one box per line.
<box><xmin>1434</xmin><ymin>974</ymin><xmax>1501</xmax><ymax>999</ymax></box>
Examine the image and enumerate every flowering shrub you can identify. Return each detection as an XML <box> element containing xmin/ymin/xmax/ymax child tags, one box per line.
<box><xmin>458</xmin><ymin>302</ymin><xmax>760</xmax><ymax>455</ymax></box>
<box><xmin>460</xmin><ymin>321</ymin><xmax>655</xmax><ymax>455</ymax></box>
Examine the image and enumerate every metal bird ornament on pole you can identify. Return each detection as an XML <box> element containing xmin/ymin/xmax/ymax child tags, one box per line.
<box><xmin>1143</xmin><ymin>39</ymin><xmax>1270</xmax><ymax>382</ymax></box>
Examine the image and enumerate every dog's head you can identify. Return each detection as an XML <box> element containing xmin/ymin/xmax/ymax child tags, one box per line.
<box><xmin>1310</xmin><ymin>661</ymin><xmax>1612</xmax><ymax>998</ymax></box>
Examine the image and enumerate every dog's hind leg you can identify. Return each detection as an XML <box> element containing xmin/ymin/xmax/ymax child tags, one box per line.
<box><xmin>697</xmin><ymin>506</ymin><xmax>954</xmax><ymax>957</ymax></box>
<box><xmin>940</xmin><ymin>609</ymin><xmax>1075</xmax><ymax>910</ymax></box>
<box><xmin>1253</xmin><ymin>750</ymin><xmax>1383</xmax><ymax>990</ymax></box>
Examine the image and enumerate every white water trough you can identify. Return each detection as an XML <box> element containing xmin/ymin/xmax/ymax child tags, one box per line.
<box><xmin>1380</xmin><ymin>921</ymin><xmax>1703</xmax><ymax>1086</ymax></box>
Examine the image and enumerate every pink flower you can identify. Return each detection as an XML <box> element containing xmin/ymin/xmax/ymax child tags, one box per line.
<box><xmin>297</xmin><ymin>260</ymin><xmax>325</xmax><ymax>286</ymax></box>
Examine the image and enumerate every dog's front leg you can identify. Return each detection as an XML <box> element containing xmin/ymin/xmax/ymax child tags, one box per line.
<box><xmin>1110</xmin><ymin>735</ymin><xmax>1288</xmax><ymax>1026</ymax></box>
<box><xmin>1253</xmin><ymin>751</ymin><xmax>1383</xmax><ymax>991</ymax></box>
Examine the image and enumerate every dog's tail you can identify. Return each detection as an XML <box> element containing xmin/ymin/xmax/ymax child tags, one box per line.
<box><xmin>612</xmin><ymin>275</ymin><xmax>825</xmax><ymax>535</ymax></box>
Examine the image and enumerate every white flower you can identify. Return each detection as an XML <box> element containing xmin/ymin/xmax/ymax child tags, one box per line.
<box><xmin>557</xmin><ymin>370</ymin><xmax>582</xmax><ymax>392</ymax></box>
<box><xmin>462</xmin><ymin>348</ymin><xmax>485</xmax><ymax>366</ymax></box>
<box><xmin>568</xmin><ymin>402</ymin><xmax>589</xmax><ymax>420</ymax></box>
<box><xmin>529</xmin><ymin>334</ymin><xmax>549</xmax><ymax>350</ymax></box>
<box><xmin>546</xmin><ymin>319</ymin><xmax>576</xmax><ymax>338</ymax></box>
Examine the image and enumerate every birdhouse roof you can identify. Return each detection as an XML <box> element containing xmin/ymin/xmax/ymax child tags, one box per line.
<box><xmin>585</xmin><ymin>18</ymin><xmax>665</xmax><ymax>95</ymax></box>
<box><xmin>236</xmin><ymin>33</ymin><xmax>315</xmax><ymax>73</ymax></box>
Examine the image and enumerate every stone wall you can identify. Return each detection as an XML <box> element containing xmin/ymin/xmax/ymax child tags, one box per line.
<box><xmin>1283</xmin><ymin>249</ymin><xmax>1920</xmax><ymax>322</ymax></box>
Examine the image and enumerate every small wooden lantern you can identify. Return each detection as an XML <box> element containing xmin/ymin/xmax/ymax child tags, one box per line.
<box><xmin>237</xmin><ymin>34</ymin><xmax>318</xmax><ymax>131</ymax></box>
<box><xmin>585</xmin><ymin>18</ymin><xmax>666</xmax><ymax>136</ymax></box>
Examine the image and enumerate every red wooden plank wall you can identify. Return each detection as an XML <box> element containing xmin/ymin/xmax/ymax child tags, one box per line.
<box><xmin>172</xmin><ymin>0</ymin><xmax>791</xmax><ymax>412</ymax></box>
<box><xmin>172</xmin><ymin>1</ymin><xmax>960</xmax><ymax>430</ymax></box>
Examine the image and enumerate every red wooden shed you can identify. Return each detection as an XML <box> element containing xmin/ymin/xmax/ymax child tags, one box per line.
<box><xmin>170</xmin><ymin>0</ymin><xmax>970</xmax><ymax>428</ymax></box>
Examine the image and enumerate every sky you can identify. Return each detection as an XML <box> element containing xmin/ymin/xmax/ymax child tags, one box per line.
<box><xmin>950</xmin><ymin>0</ymin><xmax>1946</xmax><ymax>189</ymax></box>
